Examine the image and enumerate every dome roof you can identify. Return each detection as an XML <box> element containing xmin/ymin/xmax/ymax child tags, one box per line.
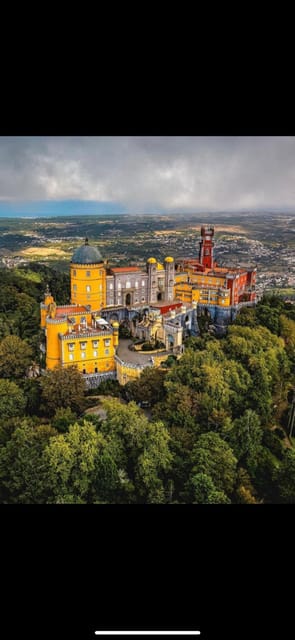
<box><xmin>71</xmin><ymin>238</ymin><xmax>103</xmax><ymax>265</ymax></box>
<box><xmin>147</xmin><ymin>257</ymin><xmax>157</xmax><ymax>263</ymax></box>
<box><xmin>164</xmin><ymin>256</ymin><xmax>174</xmax><ymax>262</ymax></box>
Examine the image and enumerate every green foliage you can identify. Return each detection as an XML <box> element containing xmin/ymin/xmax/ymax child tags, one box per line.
<box><xmin>274</xmin><ymin>449</ymin><xmax>295</xmax><ymax>503</ymax></box>
<box><xmin>99</xmin><ymin>398</ymin><xmax>173</xmax><ymax>503</ymax></box>
<box><xmin>0</xmin><ymin>379</ymin><xmax>26</xmax><ymax>420</ymax></box>
<box><xmin>18</xmin><ymin>378</ymin><xmax>42</xmax><ymax>416</ymax></box>
<box><xmin>44</xmin><ymin>421</ymin><xmax>106</xmax><ymax>502</ymax></box>
<box><xmin>0</xmin><ymin>421</ymin><xmax>57</xmax><ymax>503</ymax></box>
<box><xmin>262</xmin><ymin>429</ymin><xmax>284</xmax><ymax>460</ymax></box>
<box><xmin>87</xmin><ymin>379</ymin><xmax>121</xmax><ymax>397</ymax></box>
<box><xmin>40</xmin><ymin>365</ymin><xmax>87</xmax><ymax>416</ymax></box>
<box><xmin>0</xmin><ymin>335</ymin><xmax>33</xmax><ymax>379</ymax></box>
<box><xmin>124</xmin><ymin>367</ymin><xmax>167</xmax><ymax>406</ymax></box>
<box><xmin>190</xmin><ymin>473</ymin><xmax>230</xmax><ymax>504</ymax></box>
<box><xmin>51</xmin><ymin>407</ymin><xmax>77</xmax><ymax>432</ymax></box>
<box><xmin>227</xmin><ymin>410</ymin><xmax>263</xmax><ymax>471</ymax></box>
<box><xmin>190</xmin><ymin>432</ymin><xmax>238</xmax><ymax>499</ymax></box>
<box><xmin>119</xmin><ymin>324</ymin><xmax>131</xmax><ymax>338</ymax></box>
<box><xmin>235</xmin><ymin>468</ymin><xmax>258</xmax><ymax>504</ymax></box>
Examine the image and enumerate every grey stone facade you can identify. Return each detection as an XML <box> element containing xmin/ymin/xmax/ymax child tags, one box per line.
<box><xmin>105</xmin><ymin>258</ymin><xmax>175</xmax><ymax>307</ymax></box>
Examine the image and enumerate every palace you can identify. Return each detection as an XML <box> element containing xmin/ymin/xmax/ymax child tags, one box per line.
<box><xmin>41</xmin><ymin>225</ymin><xmax>257</xmax><ymax>385</ymax></box>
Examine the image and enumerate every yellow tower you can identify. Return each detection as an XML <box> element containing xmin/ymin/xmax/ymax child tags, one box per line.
<box><xmin>70</xmin><ymin>238</ymin><xmax>106</xmax><ymax>310</ymax></box>
<box><xmin>46</xmin><ymin>316</ymin><xmax>68</xmax><ymax>369</ymax></box>
<box><xmin>112</xmin><ymin>321</ymin><xmax>119</xmax><ymax>347</ymax></box>
<box><xmin>40</xmin><ymin>285</ymin><xmax>55</xmax><ymax>328</ymax></box>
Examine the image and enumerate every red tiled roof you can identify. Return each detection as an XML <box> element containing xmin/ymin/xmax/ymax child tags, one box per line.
<box><xmin>55</xmin><ymin>306</ymin><xmax>88</xmax><ymax>316</ymax></box>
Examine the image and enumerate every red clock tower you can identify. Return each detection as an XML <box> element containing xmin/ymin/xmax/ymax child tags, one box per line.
<box><xmin>199</xmin><ymin>225</ymin><xmax>215</xmax><ymax>269</ymax></box>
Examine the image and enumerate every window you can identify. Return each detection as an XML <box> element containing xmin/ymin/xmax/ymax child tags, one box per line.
<box><xmin>73</xmin><ymin>284</ymin><xmax>77</xmax><ymax>291</ymax></box>
<box><xmin>109</xmin><ymin>283</ymin><xmax>113</xmax><ymax>290</ymax></box>
<box><xmin>69</xmin><ymin>353</ymin><xmax>74</xmax><ymax>361</ymax></box>
<box><xmin>135</xmin><ymin>281</ymin><xmax>138</xmax><ymax>288</ymax></box>
<box><xmin>73</xmin><ymin>270</ymin><xmax>76</xmax><ymax>276</ymax></box>
<box><xmin>86</xmin><ymin>285</ymin><xmax>91</xmax><ymax>292</ymax></box>
<box><xmin>87</xmin><ymin>294</ymin><xmax>90</xmax><ymax>300</ymax></box>
<box><xmin>68</xmin><ymin>343</ymin><xmax>75</xmax><ymax>351</ymax></box>
<box><xmin>105</xmin><ymin>349</ymin><xmax>109</xmax><ymax>355</ymax></box>
<box><xmin>73</xmin><ymin>293</ymin><xmax>76</xmax><ymax>298</ymax></box>
<box><xmin>86</xmin><ymin>271</ymin><xmax>91</xmax><ymax>277</ymax></box>
<box><xmin>118</xmin><ymin>291</ymin><xmax>121</xmax><ymax>297</ymax></box>
<box><xmin>81</xmin><ymin>352</ymin><xmax>86</xmax><ymax>359</ymax></box>
<box><xmin>104</xmin><ymin>339</ymin><xmax>110</xmax><ymax>347</ymax></box>
<box><xmin>92</xmin><ymin>340</ymin><xmax>98</xmax><ymax>348</ymax></box>
<box><xmin>126</xmin><ymin>281</ymin><xmax>131</xmax><ymax>289</ymax></box>
<box><xmin>118</xmin><ymin>282</ymin><xmax>121</xmax><ymax>290</ymax></box>
<box><xmin>142</xmin><ymin>280</ymin><xmax>145</xmax><ymax>287</ymax></box>
<box><xmin>99</xmin><ymin>270</ymin><xmax>103</xmax><ymax>276</ymax></box>
<box><xmin>93</xmin><ymin>350</ymin><xmax>98</xmax><ymax>357</ymax></box>
<box><xmin>80</xmin><ymin>342</ymin><xmax>87</xmax><ymax>350</ymax></box>
<box><xmin>99</xmin><ymin>284</ymin><xmax>102</xmax><ymax>291</ymax></box>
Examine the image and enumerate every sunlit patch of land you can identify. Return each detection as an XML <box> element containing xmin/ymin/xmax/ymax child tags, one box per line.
<box><xmin>20</xmin><ymin>247</ymin><xmax>69</xmax><ymax>257</ymax></box>
<box><xmin>190</xmin><ymin>224</ymin><xmax>246</xmax><ymax>234</ymax></box>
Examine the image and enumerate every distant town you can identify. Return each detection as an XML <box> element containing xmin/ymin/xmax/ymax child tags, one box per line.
<box><xmin>1</xmin><ymin>211</ymin><xmax>295</xmax><ymax>300</ymax></box>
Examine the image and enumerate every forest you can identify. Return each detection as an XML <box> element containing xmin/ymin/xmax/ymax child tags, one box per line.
<box><xmin>0</xmin><ymin>263</ymin><xmax>295</xmax><ymax>503</ymax></box>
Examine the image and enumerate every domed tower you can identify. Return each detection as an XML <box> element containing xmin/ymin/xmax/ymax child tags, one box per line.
<box><xmin>164</xmin><ymin>256</ymin><xmax>175</xmax><ymax>301</ymax></box>
<box><xmin>71</xmin><ymin>238</ymin><xmax>106</xmax><ymax>310</ymax></box>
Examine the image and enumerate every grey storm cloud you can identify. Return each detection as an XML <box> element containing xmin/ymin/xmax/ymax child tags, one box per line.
<box><xmin>0</xmin><ymin>136</ymin><xmax>295</xmax><ymax>211</ymax></box>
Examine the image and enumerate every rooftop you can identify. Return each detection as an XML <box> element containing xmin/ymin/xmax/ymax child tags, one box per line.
<box><xmin>55</xmin><ymin>305</ymin><xmax>88</xmax><ymax>317</ymax></box>
<box><xmin>109</xmin><ymin>266</ymin><xmax>142</xmax><ymax>273</ymax></box>
<box><xmin>71</xmin><ymin>238</ymin><xmax>103</xmax><ymax>265</ymax></box>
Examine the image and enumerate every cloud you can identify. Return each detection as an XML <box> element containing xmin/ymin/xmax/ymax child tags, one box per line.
<box><xmin>0</xmin><ymin>136</ymin><xmax>295</xmax><ymax>211</ymax></box>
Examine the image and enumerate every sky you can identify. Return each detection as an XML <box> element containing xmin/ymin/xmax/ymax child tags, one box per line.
<box><xmin>0</xmin><ymin>136</ymin><xmax>295</xmax><ymax>216</ymax></box>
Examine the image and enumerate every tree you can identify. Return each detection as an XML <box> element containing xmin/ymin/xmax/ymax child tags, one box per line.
<box><xmin>124</xmin><ymin>367</ymin><xmax>167</xmax><ymax>406</ymax></box>
<box><xmin>274</xmin><ymin>449</ymin><xmax>295</xmax><ymax>503</ymax></box>
<box><xmin>279</xmin><ymin>315</ymin><xmax>295</xmax><ymax>363</ymax></box>
<box><xmin>44</xmin><ymin>421</ymin><xmax>106</xmax><ymax>502</ymax></box>
<box><xmin>234</xmin><ymin>306</ymin><xmax>258</xmax><ymax>328</ymax></box>
<box><xmin>190</xmin><ymin>432</ymin><xmax>237</xmax><ymax>498</ymax></box>
<box><xmin>227</xmin><ymin>410</ymin><xmax>263</xmax><ymax>471</ymax></box>
<box><xmin>40</xmin><ymin>365</ymin><xmax>87</xmax><ymax>416</ymax></box>
<box><xmin>235</xmin><ymin>468</ymin><xmax>258</xmax><ymax>504</ymax></box>
<box><xmin>190</xmin><ymin>473</ymin><xmax>230</xmax><ymax>504</ymax></box>
<box><xmin>51</xmin><ymin>407</ymin><xmax>77</xmax><ymax>433</ymax></box>
<box><xmin>0</xmin><ymin>379</ymin><xmax>26</xmax><ymax>420</ymax></box>
<box><xmin>0</xmin><ymin>421</ymin><xmax>57</xmax><ymax>503</ymax></box>
<box><xmin>100</xmin><ymin>398</ymin><xmax>173</xmax><ymax>503</ymax></box>
<box><xmin>0</xmin><ymin>335</ymin><xmax>33</xmax><ymax>379</ymax></box>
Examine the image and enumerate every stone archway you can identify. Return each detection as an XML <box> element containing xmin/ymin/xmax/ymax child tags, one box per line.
<box><xmin>126</xmin><ymin>293</ymin><xmax>131</xmax><ymax>306</ymax></box>
<box><xmin>157</xmin><ymin>292</ymin><xmax>163</xmax><ymax>301</ymax></box>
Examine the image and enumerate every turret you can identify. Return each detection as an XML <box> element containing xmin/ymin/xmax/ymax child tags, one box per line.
<box><xmin>147</xmin><ymin>257</ymin><xmax>157</xmax><ymax>304</ymax></box>
<box><xmin>164</xmin><ymin>256</ymin><xmax>175</xmax><ymax>301</ymax></box>
<box><xmin>112</xmin><ymin>321</ymin><xmax>119</xmax><ymax>347</ymax></box>
<box><xmin>40</xmin><ymin>285</ymin><xmax>55</xmax><ymax>328</ymax></box>
<box><xmin>199</xmin><ymin>225</ymin><xmax>215</xmax><ymax>269</ymax></box>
